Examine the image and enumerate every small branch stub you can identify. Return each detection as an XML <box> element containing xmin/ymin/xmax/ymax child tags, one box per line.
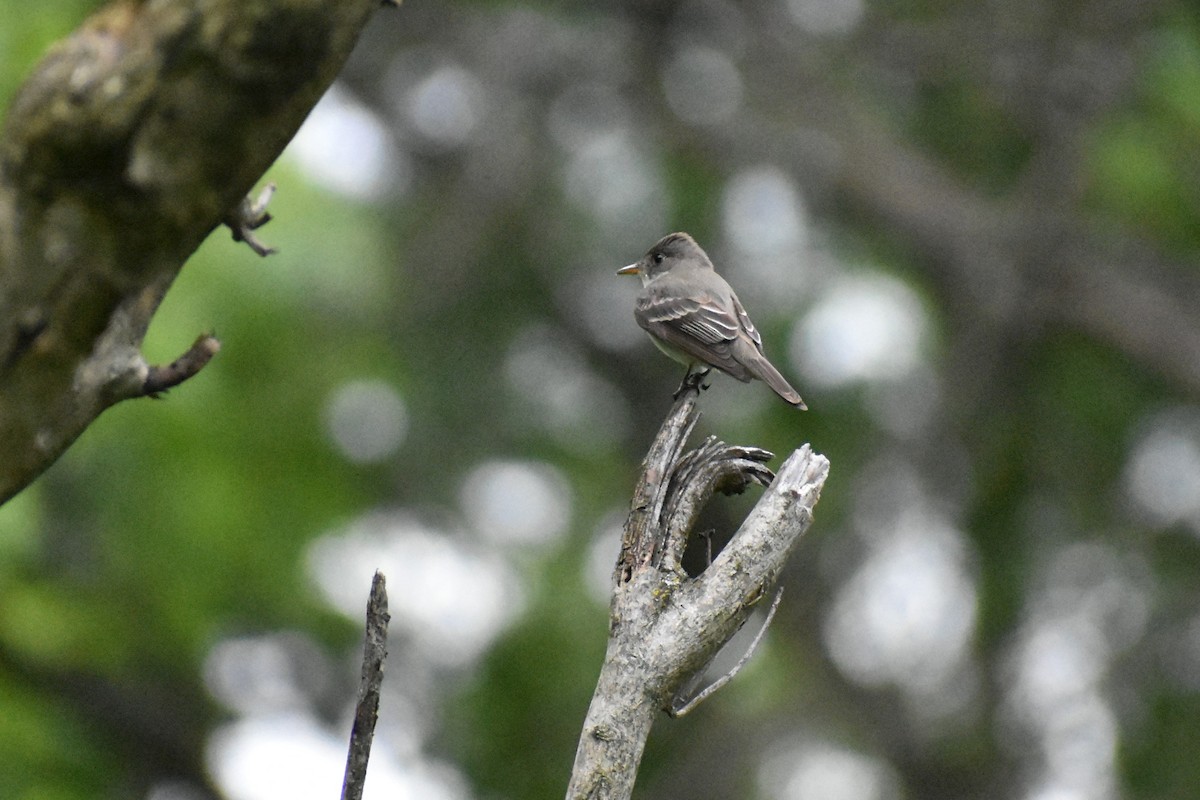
<box><xmin>143</xmin><ymin>334</ymin><xmax>221</xmax><ymax>397</ymax></box>
<box><xmin>226</xmin><ymin>182</ymin><xmax>278</xmax><ymax>256</ymax></box>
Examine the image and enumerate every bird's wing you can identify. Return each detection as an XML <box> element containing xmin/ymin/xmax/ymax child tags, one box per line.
<box><xmin>634</xmin><ymin>289</ymin><xmax>754</xmax><ymax>380</ymax></box>
<box><xmin>730</xmin><ymin>293</ymin><xmax>763</xmax><ymax>350</ymax></box>
<box><xmin>729</xmin><ymin>293</ymin><xmax>806</xmax><ymax>407</ymax></box>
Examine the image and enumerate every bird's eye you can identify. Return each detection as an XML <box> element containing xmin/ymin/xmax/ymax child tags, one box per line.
<box><xmin>653</xmin><ymin>253</ymin><xmax>665</xmax><ymax>264</ymax></box>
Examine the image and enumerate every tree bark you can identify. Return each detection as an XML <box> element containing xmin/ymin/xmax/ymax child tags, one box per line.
<box><xmin>0</xmin><ymin>0</ymin><xmax>387</xmax><ymax>504</ymax></box>
<box><xmin>342</xmin><ymin>571</ymin><xmax>390</xmax><ymax>800</ymax></box>
<box><xmin>566</xmin><ymin>388</ymin><xmax>830</xmax><ymax>799</ymax></box>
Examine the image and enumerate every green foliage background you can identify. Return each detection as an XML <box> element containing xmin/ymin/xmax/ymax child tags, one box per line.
<box><xmin>4</xmin><ymin>1</ymin><xmax>1200</xmax><ymax>799</ymax></box>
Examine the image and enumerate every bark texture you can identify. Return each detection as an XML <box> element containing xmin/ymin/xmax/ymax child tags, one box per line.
<box><xmin>566</xmin><ymin>388</ymin><xmax>829</xmax><ymax>799</ymax></box>
<box><xmin>342</xmin><ymin>571</ymin><xmax>390</xmax><ymax>800</ymax></box>
<box><xmin>0</xmin><ymin>0</ymin><xmax>384</xmax><ymax>503</ymax></box>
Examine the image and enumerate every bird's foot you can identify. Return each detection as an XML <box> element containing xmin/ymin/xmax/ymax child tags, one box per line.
<box><xmin>673</xmin><ymin>368</ymin><xmax>711</xmax><ymax>400</ymax></box>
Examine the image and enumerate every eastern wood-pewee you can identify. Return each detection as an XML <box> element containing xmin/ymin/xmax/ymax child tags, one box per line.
<box><xmin>619</xmin><ymin>232</ymin><xmax>807</xmax><ymax>409</ymax></box>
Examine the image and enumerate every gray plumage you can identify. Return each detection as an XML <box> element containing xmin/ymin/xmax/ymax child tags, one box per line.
<box><xmin>620</xmin><ymin>232</ymin><xmax>807</xmax><ymax>409</ymax></box>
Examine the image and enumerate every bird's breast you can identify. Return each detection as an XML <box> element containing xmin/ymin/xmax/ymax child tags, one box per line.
<box><xmin>646</xmin><ymin>332</ymin><xmax>696</xmax><ymax>367</ymax></box>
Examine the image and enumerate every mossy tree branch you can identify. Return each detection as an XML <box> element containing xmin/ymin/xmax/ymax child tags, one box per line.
<box><xmin>0</xmin><ymin>0</ymin><xmax>388</xmax><ymax>504</ymax></box>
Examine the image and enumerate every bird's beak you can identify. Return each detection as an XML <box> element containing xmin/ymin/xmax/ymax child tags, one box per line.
<box><xmin>616</xmin><ymin>263</ymin><xmax>640</xmax><ymax>276</ymax></box>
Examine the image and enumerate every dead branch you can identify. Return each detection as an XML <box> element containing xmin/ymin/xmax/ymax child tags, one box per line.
<box><xmin>566</xmin><ymin>386</ymin><xmax>829</xmax><ymax>800</ymax></box>
<box><xmin>341</xmin><ymin>571</ymin><xmax>390</xmax><ymax>800</ymax></box>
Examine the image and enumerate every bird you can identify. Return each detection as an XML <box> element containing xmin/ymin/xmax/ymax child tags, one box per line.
<box><xmin>618</xmin><ymin>232</ymin><xmax>806</xmax><ymax>409</ymax></box>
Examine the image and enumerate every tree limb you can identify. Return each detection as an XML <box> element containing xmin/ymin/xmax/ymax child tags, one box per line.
<box><xmin>566</xmin><ymin>387</ymin><xmax>829</xmax><ymax>799</ymax></box>
<box><xmin>0</xmin><ymin>0</ymin><xmax>388</xmax><ymax>504</ymax></box>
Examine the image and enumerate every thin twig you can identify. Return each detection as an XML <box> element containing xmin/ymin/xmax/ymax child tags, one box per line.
<box><xmin>143</xmin><ymin>334</ymin><xmax>221</xmax><ymax>397</ymax></box>
<box><xmin>698</xmin><ymin>529</ymin><xmax>714</xmax><ymax>568</ymax></box>
<box><xmin>668</xmin><ymin>586</ymin><xmax>785</xmax><ymax>718</ymax></box>
<box><xmin>341</xmin><ymin>571</ymin><xmax>390</xmax><ymax>800</ymax></box>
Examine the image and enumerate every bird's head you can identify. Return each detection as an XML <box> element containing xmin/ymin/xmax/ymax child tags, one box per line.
<box><xmin>617</xmin><ymin>232</ymin><xmax>713</xmax><ymax>285</ymax></box>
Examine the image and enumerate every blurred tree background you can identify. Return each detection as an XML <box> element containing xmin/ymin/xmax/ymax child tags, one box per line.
<box><xmin>3</xmin><ymin>0</ymin><xmax>1200</xmax><ymax>798</ymax></box>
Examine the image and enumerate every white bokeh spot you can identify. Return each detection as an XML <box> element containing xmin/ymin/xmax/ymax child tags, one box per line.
<box><xmin>307</xmin><ymin>512</ymin><xmax>522</xmax><ymax>667</ymax></box>
<box><xmin>795</xmin><ymin>272</ymin><xmax>927</xmax><ymax>387</ymax></box>
<box><xmin>288</xmin><ymin>83</ymin><xmax>405</xmax><ymax>200</ymax></box>
<box><xmin>787</xmin><ymin>0</ymin><xmax>866</xmax><ymax>36</ymax></box>
<box><xmin>208</xmin><ymin>713</ymin><xmax>468</xmax><ymax>800</ymax></box>
<box><xmin>824</xmin><ymin>509</ymin><xmax>977</xmax><ymax>693</ymax></box>
<box><xmin>760</xmin><ymin>740</ymin><xmax>899</xmax><ymax>800</ymax></box>
<box><xmin>461</xmin><ymin>459</ymin><xmax>572</xmax><ymax>547</ymax></box>
<box><xmin>1125</xmin><ymin>407</ymin><xmax>1200</xmax><ymax>531</ymax></box>
<box><xmin>325</xmin><ymin>380</ymin><xmax>409</xmax><ymax>465</ymax></box>
<box><xmin>406</xmin><ymin>64</ymin><xmax>485</xmax><ymax>147</ymax></box>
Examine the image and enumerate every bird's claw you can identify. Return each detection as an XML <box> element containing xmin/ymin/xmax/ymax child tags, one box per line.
<box><xmin>673</xmin><ymin>368</ymin><xmax>711</xmax><ymax>400</ymax></box>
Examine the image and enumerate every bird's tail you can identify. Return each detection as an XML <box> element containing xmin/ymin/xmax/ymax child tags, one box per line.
<box><xmin>746</xmin><ymin>353</ymin><xmax>807</xmax><ymax>409</ymax></box>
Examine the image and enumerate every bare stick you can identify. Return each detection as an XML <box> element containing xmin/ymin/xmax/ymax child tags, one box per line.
<box><xmin>669</xmin><ymin>586</ymin><xmax>784</xmax><ymax>718</ymax></box>
<box><xmin>341</xmin><ymin>571</ymin><xmax>390</xmax><ymax>800</ymax></box>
